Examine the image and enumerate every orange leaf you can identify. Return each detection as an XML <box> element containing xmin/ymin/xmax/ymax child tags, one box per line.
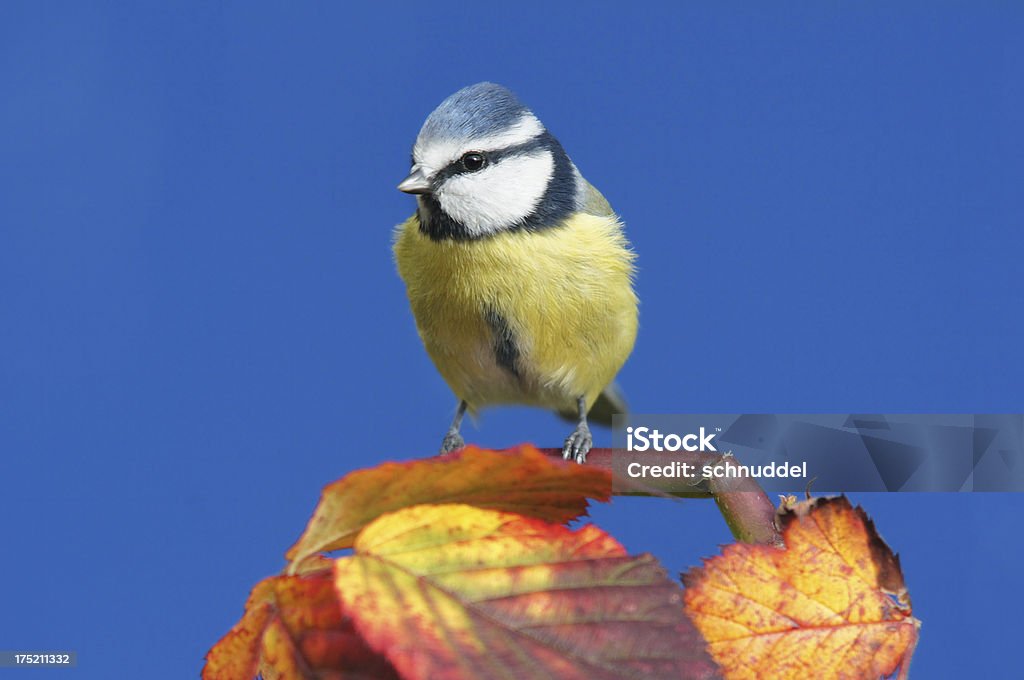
<box><xmin>286</xmin><ymin>445</ymin><xmax>611</xmax><ymax>570</ymax></box>
<box><xmin>334</xmin><ymin>503</ymin><xmax>719</xmax><ymax>680</ymax></box>
<box><xmin>203</xmin><ymin>569</ymin><xmax>400</xmax><ymax>680</ymax></box>
<box><xmin>683</xmin><ymin>496</ymin><xmax>919</xmax><ymax>680</ymax></box>
<box><xmin>204</xmin><ymin>578</ymin><xmax>275</xmax><ymax>680</ymax></box>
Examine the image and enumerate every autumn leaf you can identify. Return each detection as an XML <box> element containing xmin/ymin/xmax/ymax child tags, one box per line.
<box><xmin>683</xmin><ymin>496</ymin><xmax>919</xmax><ymax>680</ymax></box>
<box><xmin>286</xmin><ymin>445</ymin><xmax>611</xmax><ymax>570</ymax></box>
<box><xmin>335</xmin><ymin>503</ymin><xmax>719</xmax><ymax>680</ymax></box>
<box><xmin>203</xmin><ymin>567</ymin><xmax>399</xmax><ymax>680</ymax></box>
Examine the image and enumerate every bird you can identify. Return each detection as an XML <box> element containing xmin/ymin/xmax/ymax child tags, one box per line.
<box><xmin>392</xmin><ymin>82</ymin><xmax>638</xmax><ymax>463</ymax></box>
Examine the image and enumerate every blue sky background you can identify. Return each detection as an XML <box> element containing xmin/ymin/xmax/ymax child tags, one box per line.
<box><xmin>1</xmin><ymin>3</ymin><xmax>1021</xmax><ymax>678</ymax></box>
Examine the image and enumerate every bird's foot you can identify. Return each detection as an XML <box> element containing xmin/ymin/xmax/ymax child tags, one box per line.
<box><xmin>439</xmin><ymin>430</ymin><xmax>465</xmax><ymax>456</ymax></box>
<box><xmin>562</xmin><ymin>423</ymin><xmax>593</xmax><ymax>464</ymax></box>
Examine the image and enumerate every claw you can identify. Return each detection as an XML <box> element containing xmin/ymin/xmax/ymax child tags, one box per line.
<box><xmin>439</xmin><ymin>431</ymin><xmax>464</xmax><ymax>456</ymax></box>
<box><xmin>562</xmin><ymin>423</ymin><xmax>593</xmax><ymax>464</ymax></box>
<box><xmin>439</xmin><ymin>400</ymin><xmax>468</xmax><ymax>456</ymax></box>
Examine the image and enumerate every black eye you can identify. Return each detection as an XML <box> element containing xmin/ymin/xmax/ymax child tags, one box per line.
<box><xmin>460</xmin><ymin>152</ymin><xmax>486</xmax><ymax>172</ymax></box>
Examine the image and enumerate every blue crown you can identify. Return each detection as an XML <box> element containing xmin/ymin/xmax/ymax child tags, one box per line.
<box><xmin>419</xmin><ymin>82</ymin><xmax>533</xmax><ymax>143</ymax></box>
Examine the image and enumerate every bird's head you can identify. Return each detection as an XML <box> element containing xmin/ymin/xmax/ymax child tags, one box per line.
<box><xmin>399</xmin><ymin>82</ymin><xmax>578</xmax><ymax>240</ymax></box>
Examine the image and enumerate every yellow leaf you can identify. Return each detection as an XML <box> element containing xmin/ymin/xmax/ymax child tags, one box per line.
<box><xmin>335</xmin><ymin>503</ymin><xmax>718</xmax><ymax>680</ymax></box>
<box><xmin>286</xmin><ymin>445</ymin><xmax>610</xmax><ymax>570</ymax></box>
<box><xmin>683</xmin><ymin>496</ymin><xmax>918</xmax><ymax>680</ymax></box>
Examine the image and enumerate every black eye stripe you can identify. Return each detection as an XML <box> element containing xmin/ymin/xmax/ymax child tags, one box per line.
<box><xmin>434</xmin><ymin>136</ymin><xmax>549</xmax><ymax>183</ymax></box>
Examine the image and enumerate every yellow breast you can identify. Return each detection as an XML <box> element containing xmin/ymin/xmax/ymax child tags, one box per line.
<box><xmin>393</xmin><ymin>212</ymin><xmax>638</xmax><ymax>414</ymax></box>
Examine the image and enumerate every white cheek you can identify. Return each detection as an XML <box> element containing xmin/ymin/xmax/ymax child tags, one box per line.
<box><xmin>437</xmin><ymin>151</ymin><xmax>554</xmax><ymax>236</ymax></box>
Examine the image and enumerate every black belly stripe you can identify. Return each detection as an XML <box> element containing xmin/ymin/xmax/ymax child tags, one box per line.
<box><xmin>483</xmin><ymin>307</ymin><xmax>521</xmax><ymax>380</ymax></box>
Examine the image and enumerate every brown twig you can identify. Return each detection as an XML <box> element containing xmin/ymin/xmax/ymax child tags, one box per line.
<box><xmin>537</xmin><ymin>447</ymin><xmax>782</xmax><ymax>546</ymax></box>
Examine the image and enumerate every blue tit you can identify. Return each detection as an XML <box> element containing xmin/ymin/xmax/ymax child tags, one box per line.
<box><xmin>393</xmin><ymin>82</ymin><xmax>638</xmax><ymax>463</ymax></box>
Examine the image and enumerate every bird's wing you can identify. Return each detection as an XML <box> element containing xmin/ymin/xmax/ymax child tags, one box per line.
<box><xmin>578</xmin><ymin>178</ymin><xmax>615</xmax><ymax>217</ymax></box>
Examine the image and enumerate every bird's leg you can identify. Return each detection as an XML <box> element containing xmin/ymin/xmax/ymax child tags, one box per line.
<box><xmin>439</xmin><ymin>400</ymin><xmax>467</xmax><ymax>455</ymax></box>
<box><xmin>562</xmin><ymin>396</ymin><xmax>593</xmax><ymax>464</ymax></box>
